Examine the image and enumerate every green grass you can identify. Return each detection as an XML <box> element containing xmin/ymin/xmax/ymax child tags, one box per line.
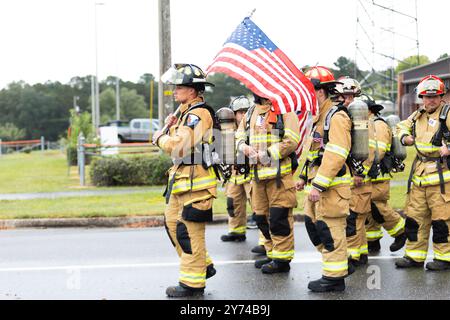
<box><xmin>0</xmin><ymin>185</ymin><xmax>407</xmax><ymax>220</ymax></box>
<box><xmin>0</xmin><ymin>148</ymin><xmax>413</xmax><ymax>219</ymax></box>
<box><xmin>0</xmin><ymin>150</ymin><xmax>156</xmax><ymax>194</ymax></box>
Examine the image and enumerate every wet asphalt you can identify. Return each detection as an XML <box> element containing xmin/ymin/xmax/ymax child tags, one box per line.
<box><xmin>0</xmin><ymin>223</ymin><xmax>448</xmax><ymax>300</ymax></box>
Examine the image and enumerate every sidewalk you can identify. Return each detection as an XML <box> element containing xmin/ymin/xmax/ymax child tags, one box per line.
<box><xmin>0</xmin><ymin>187</ymin><xmax>163</xmax><ymax>200</ymax></box>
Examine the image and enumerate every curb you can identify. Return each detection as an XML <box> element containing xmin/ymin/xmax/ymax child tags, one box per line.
<box><xmin>0</xmin><ymin>210</ymin><xmax>405</xmax><ymax>230</ymax></box>
<box><xmin>0</xmin><ymin>214</ymin><xmax>307</xmax><ymax>230</ymax></box>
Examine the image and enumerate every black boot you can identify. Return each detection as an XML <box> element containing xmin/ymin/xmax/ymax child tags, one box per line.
<box><xmin>359</xmin><ymin>254</ymin><xmax>369</xmax><ymax>265</ymax></box>
<box><xmin>206</xmin><ymin>264</ymin><xmax>216</xmax><ymax>279</ymax></box>
<box><xmin>348</xmin><ymin>258</ymin><xmax>362</xmax><ymax>268</ymax></box>
<box><xmin>426</xmin><ymin>259</ymin><xmax>450</xmax><ymax>271</ymax></box>
<box><xmin>221</xmin><ymin>233</ymin><xmax>246</xmax><ymax>242</ymax></box>
<box><xmin>166</xmin><ymin>283</ymin><xmax>204</xmax><ymax>298</ymax></box>
<box><xmin>261</xmin><ymin>260</ymin><xmax>290</xmax><ymax>274</ymax></box>
<box><xmin>395</xmin><ymin>257</ymin><xmax>424</xmax><ymax>269</ymax></box>
<box><xmin>347</xmin><ymin>260</ymin><xmax>356</xmax><ymax>276</ymax></box>
<box><xmin>251</xmin><ymin>245</ymin><xmax>266</xmax><ymax>255</ymax></box>
<box><xmin>368</xmin><ymin>240</ymin><xmax>381</xmax><ymax>253</ymax></box>
<box><xmin>255</xmin><ymin>258</ymin><xmax>272</xmax><ymax>269</ymax></box>
<box><xmin>308</xmin><ymin>276</ymin><xmax>345</xmax><ymax>292</ymax></box>
<box><xmin>390</xmin><ymin>233</ymin><xmax>406</xmax><ymax>252</ymax></box>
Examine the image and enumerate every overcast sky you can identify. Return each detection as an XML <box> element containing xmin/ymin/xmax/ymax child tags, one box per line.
<box><xmin>0</xmin><ymin>0</ymin><xmax>447</xmax><ymax>89</ymax></box>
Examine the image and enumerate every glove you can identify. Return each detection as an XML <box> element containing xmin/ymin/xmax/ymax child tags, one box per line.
<box><xmin>152</xmin><ymin>130</ymin><xmax>164</xmax><ymax>146</ymax></box>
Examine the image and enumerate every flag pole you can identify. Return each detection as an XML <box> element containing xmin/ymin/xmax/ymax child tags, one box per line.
<box><xmin>246</xmin><ymin>8</ymin><xmax>256</xmax><ymax>19</ymax></box>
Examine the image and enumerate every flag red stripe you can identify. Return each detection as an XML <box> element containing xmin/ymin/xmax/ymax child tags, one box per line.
<box><xmin>210</xmin><ymin>46</ymin><xmax>298</xmax><ymax>113</ymax></box>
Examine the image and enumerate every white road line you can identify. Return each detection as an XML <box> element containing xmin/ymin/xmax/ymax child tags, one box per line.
<box><xmin>0</xmin><ymin>254</ymin><xmax>425</xmax><ymax>273</ymax></box>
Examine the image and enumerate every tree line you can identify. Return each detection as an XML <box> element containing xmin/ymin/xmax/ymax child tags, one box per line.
<box><xmin>0</xmin><ymin>54</ymin><xmax>446</xmax><ymax>142</ymax></box>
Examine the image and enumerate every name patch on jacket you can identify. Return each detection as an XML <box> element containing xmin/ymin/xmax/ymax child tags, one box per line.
<box><xmin>185</xmin><ymin>114</ymin><xmax>200</xmax><ymax>129</ymax></box>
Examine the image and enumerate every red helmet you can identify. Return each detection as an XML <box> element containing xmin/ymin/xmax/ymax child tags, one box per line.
<box><xmin>417</xmin><ymin>75</ymin><xmax>446</xmax><ymax>98</ymax></box>
<box><xmin>305</xmin><ymin>66</ymin><xmax>340</xmax><ymax>90</ymax></box>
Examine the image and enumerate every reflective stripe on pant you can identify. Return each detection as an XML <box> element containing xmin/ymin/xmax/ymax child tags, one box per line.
<box><xmin>366</xmin><ymin>181</ymin><xmax>405</xmax><ymax>241</ymax></box>
<box><xmin>404</xmin><ymin>183</ymin><xmax>450</xmax><ymax>263</ymax></box>
<box><xmin>347</xmin><ymin>184</ymin><xmax>372</xmax><ymax>260</ymax></box>
<box><xmin>304</xmin><ymin>186</ymin><xmax>351</xmax><ymax>279</ymax></box>
<box><xmin>164</xmin><ymin>189</ymin><xmax>215</xmax><ymax>289</ymax></box>
<box><xmin>252</xmin><ymin>174</ymin><xmax>297</xmax><ymax>262</ymax></box>
<box><xmin>225</xmin><ymin>182</ymin><xmax>251</xmax><ymax>234</ymax></box>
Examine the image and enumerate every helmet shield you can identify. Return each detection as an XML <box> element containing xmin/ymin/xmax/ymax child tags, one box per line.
<box><xmin>230</xmin><ymin>96</ymin><xmax>252</xmax><ymax>112</ymax></box>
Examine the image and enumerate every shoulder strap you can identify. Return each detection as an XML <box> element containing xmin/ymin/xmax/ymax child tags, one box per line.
<box><xmin>431</xmin><ymin>104</ymin><xmax>450</xmax><ymax>146</ymax></box>
<box><xmin>245</xmin><ymin>104</ymin><xmax>257</xmax><ymax>131</ymax></box>
<box><xmin>188</xmin><ymin>102</ymin><xmax>220</xmax><ymax>129</ymax></box>
<box><xmin>324</xmin><ymin>105</ymin><xmax>348</xmax><ymax>145</ymax></box>
<box><xmin>440</xmin><ymin>104</ymin><xmax>450</xmax><ymax>122</ymax></box>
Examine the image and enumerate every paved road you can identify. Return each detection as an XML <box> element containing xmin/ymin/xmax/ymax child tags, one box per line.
<box><xmin>0</xmin><ymin>223</ymin><xmax>445</xmax><ymax>300</ymax></box>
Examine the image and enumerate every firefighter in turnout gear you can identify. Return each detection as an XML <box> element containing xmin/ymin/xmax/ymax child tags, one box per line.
<box><xmin>396</xmin><ymin>75</ymin><xmax>450</xmax><ymax>271</ymax></box>
<box><xmin>334</xmin><ymin>77</ymin><xmax>374</xmax><ymax>268</ymax></box>
<box><xmin>221</xmin><ymin>96</ymin><xmax>253</xmax><ymax>242</ymax></box>
<box><xmin>236</xmin><ymin>93</ymin><xmax>300</xmax><ymax>274</ymax></box>
<box><xmin>153</xmin><ymin>64</ymin><xmax>218</xmax><ymax>297</ymax></box>
<box><xmin>363</xmin><ymin>96</ymin><xmax>406</xmax><ymax>253</ymax></box>
<box><xmin>297</xmin><ymin>66</ymin><xmax>353</xmax><ymax>292</ymax></box>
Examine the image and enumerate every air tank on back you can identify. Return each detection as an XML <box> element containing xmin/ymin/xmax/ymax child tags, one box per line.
<box><xmin>385</xmin><ymin>114</ymin><xmax>407</xmax><ymax>161</ymax></box>
<box><xmin>216</xmin><ymin>107</ymin><xmax>236</xmax><ymax>165</ymax></box>
<box><xmin>348</xmin><ymin>100</ymin><xmax>369</xmax><ymax>162</ymax></box>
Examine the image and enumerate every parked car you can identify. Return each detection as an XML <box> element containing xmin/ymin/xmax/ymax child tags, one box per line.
<box><xmin>101</xmin><ymin>119</ymin><xmax>160</xmax><ymax>142</ymax></box>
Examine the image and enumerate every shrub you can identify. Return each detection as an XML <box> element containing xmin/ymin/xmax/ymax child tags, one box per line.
<box><xmin>89</xmin><ymin>155</ymin><xmax>172</xmax><ymax>186</ymax></box>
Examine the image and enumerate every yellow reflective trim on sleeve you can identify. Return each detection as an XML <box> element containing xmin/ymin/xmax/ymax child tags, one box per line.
<box><xmin>268</xmin><ymin>145</ymin><xmax>281</xmax><ymax>160</ymax></box>
<box><xmin>284</xmin><ymin>129</ymin><xmax>301</xmax><ymax>144</ymax></box>
<box><xmin>375</xmin><ymin>141</ymin><xmax>388</xmax><ymax>152</ymax></box>
<box><xmin>330</xmin><ymin>174</ymin><xmax>352</xmax><ymax>187</ymax></box>
<box><xmin>307</xmin><ymin>150</ymin><xmax>320</xmax><ymax>162</ymax></box>
<box><xmin>313</xmin><ymin>174</ymin><xmax>332</xmax><ymax>188</ymax></box>
<box><xmin>325</xmin><ymin>143</ymin><xmax>350</xmax><ymax>160</ymax></box>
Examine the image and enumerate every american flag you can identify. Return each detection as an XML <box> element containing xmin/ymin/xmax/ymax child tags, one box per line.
<box><xmin>206</xmin><ymin>17</ymin><xmax>318</xmax><ymax>157</ymax></box>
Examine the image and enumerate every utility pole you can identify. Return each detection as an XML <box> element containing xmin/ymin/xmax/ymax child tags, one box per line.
<box><xmin>94</xmin><ymin>2</ymin><xmax>104</xmax><ymax>129</ymax></box>
<box><xmin>116</xmin><ymin>77</ymin><xmax>120</xmax><ymax>120</ymax></box>
<box><xmin>91</xmin><ymin>75</ymin><xmax>96</xmax><ymax>129</ymax></box>
<box><xmin>158</xmin><ymin>0</ymin><xmax>173</xmax><ymax>128</ymax></box>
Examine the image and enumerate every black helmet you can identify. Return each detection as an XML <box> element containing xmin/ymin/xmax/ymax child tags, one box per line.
<box><xmin>161</xmin><ymin>63</ymin><xmax>215</xmax><ymax>92</ymax></box>
<box><xmin>359</xmin><ymin>94</ymin><xmax>384</xmax><ymax>115</ymax></box>
<box><xmin>253</xmin><ymin>93</ymin><xmax>271</xmax><ymax>105</ymax></box>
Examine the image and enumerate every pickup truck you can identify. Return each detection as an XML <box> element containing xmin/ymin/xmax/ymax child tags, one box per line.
<box><xmin>104</xmin><ymin>119</ymin><xmax>160</xmax><ymax>142</ymax></box>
